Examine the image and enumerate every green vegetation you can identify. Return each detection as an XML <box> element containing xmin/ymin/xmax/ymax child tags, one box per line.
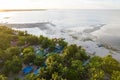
<box><xmin>0</xmin><ymin>74</ymin><xmax>8</xmax><ymax>80</ymax></box>
<box><xmin>0</xmin><ymin>26</ymin><xmax>120</xmax><ymax>80</ymax></box>
<box><xmin>2</xmin><ymin>56</ymin><xmax>22</xmax><ymax>75</ymax></box>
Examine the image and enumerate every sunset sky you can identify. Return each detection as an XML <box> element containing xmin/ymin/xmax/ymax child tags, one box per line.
<box><xmin>0</xmin><ymin>0</ymin><xmax>120</xmax><ymax>9</ymax></box>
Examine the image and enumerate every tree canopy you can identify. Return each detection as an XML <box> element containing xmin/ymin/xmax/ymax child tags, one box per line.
<box><xmin>0</xmin><ymin>26</ymin><xmax>120</xmax><ymax>80</ymax></box>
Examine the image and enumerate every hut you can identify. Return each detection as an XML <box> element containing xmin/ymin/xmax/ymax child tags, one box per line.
<box><xmin>53</xmin><ymin>46</ymin><xmax>64</xmax><ymax>53</ymax></box>
<box><xmin>23</xmin><ymin>66</ymin><xmax>33</xmax><ymax>74</ymax></box>
<box><xmin>35</xmin><ymin>50</ymin><xmax>45</xmax><ymax>56</ymax></box>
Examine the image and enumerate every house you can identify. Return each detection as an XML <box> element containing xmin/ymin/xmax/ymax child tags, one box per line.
<box><xmin>53</xmin><ymin>46</ymin><xmax>64</xmax><ymax>53</ymax></box>
<box><xmin>35</xmin><ymin>50</ymin><xmax>45</xmax><ymax>56</ymax></box>
<box><xmin>23</xmin><ymin>66</ymin><xmax>33</xmax><ymax>74</ymax></box>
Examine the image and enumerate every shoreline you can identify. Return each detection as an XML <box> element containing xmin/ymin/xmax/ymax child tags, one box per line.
<box><xmin>1</xmin><ymin>22</ymin><xmax>120</xmax><ymax>61</ymax></box>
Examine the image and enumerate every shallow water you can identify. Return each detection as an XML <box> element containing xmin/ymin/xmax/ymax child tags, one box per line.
<box><xmin>0</xmin><ymin>9</ymin><xmax>120</xmax><ymax>50</ymax></box>
<box><xmin>92</xmin><ymin>24</ymin><xmax>120</xmax><ymax>50</ymax></box>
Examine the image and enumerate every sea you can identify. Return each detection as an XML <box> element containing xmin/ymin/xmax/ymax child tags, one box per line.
<box><xmin>0</xmin><ymin>9</ymin><xmax>120</xmax><ymax>50</ymax></box>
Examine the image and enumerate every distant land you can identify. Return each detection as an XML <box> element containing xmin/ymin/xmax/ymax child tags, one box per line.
<box><xmin>0</xmin><ymin>9</ymin><xmax>47</xmax><ymax>12</ymax></box>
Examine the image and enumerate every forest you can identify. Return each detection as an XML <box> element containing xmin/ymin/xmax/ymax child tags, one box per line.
<box><xmin>0</xmin><ymin>26</ymin><xmax>120</xmax><ymax>80</ymax></box>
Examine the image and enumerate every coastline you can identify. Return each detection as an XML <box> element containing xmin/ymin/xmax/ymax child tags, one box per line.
<box><xmin>1</xmin><ymin>22</ymin><xmax>120</xmax><ymax>61</ymax></box>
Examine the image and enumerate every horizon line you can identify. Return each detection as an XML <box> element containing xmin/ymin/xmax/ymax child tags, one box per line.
<box><xmin>0</xmin><ymin>8</ymin><xmax>120</xmax><ymax>12</ymax></box>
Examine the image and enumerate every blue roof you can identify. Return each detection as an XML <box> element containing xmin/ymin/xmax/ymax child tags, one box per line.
<box><xmin>23</xmin><ymin>66</ymin><xmax>33</xmax><ymax>74</ymax></box>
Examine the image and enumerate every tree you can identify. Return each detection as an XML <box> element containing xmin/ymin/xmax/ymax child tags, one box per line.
<box><xmin>111</xmin><ymin>71</ymin><xmax>120</xmax><ymax>80</ymax></box>
<box><xmin>89</xmin><ymin>68</ymin><xmax>105</xmax><ymax>80</ymax></box>
<box><xmin>14</xmin><ymin>77</ymin><xmax>21</xmax><ymax>80</ymax></box>
<box><xmin>45</xmin><ymin>54</ymin><xmax>64</xmax><ymax>79</ymax></box>
<box><xmin>58</xmin><ymin>39</ymin><xmax>67</xmax><ymax>47</ymax></box>
<box><xmin>75</xmin><ymin>48</ymin><xmax>89</xmax><ymax>61</ymax></box>
<box><xmin>23</xmin><ymin>52</ymin><xmax>35</xmax><ymax>64</ymax></box>
<box><xmin>62</xmin><ymin>60</ymin><xmax>85</xmax><ymax>80</ymax></box>
<box><xmin>38</xmin><ymin>35</ymin><xmax>44</xmax><ymax>44</ymax></box>
<box><xmin>88</xmin><ymin>56</ymin><xmax>105</xmax><ymax>80</ymax></box>
<box><xmin>38</xmin><ymin>68</ymin><xmax>48</xmax><ymax>79</ymax></box>
<box><xmin>5</xmin><ymin>47</ymin><xmax>21</xmax><ymax>56</ymax></box>
<box><xmin>17</xmin><ymin>36</ymin><xmax>26</xmax><ymax>46</ymax></box>
<box><xmin>23</xmin><ymin>46</ymin><xmax>34</xmax><ymax>54</ymax></box>
<box><xmin>0</xmin><ymin>34</ymin><xmax>10</xmax><ymax>50</ymax></box>
<box><xmin>0</xmin><ymin>75</ymin><xmax>8</xmax><ymax>80</ymax></box>
<box><xmin>52</xmin><ymin>72</ymin><xmax>66</xmax><ymax>80</ymax></box>
<box><xmin>46</xmin><ymin>54</ymin><xmax>63</xmax><ymax>67</ymax></box>
<box><xmin>18</xmin><ymin>31</ymin><xmax>26</xmax><ymax>36</ymax></box>
<box><xmin>24</xmin><ymin>73</ymin><xmax>47</xmax><ymax>80</ymax></box>
<box><xmin>63</xmin><ymin>44</ymin><xmax>89</xmax><ymax>65</ymax></box>
<box><xmin>0</xmin><ymin>49</ymin><xmax>5</xmax><ymax>65</ymax></box>
<box><xmin>11</xmin><ymin>56</ymin><xmax>22</xmax><ymax>73</ymax></box>
<box><xmin>41</xmin><ymin>37</ymin><xmax>50</xmax><ymax>49</ymax></box>
<box><xmin>34</xmin><ymin>56</ymin><xmax>45</xmax><ymax>66</ymax></box>
<box><xmin>63</xmin><ymin>44</ymin><xmax>78</xmax><ymax>59</ymax></box>
<box><xmin>24</xmin><ymin>73</ymin><xmax>37</xmax><ymax>80</ymax></box>
<box><xmin>48</xmin><ymin>40</ymin><xmax>55</xmax><ymax>52</ymax></box>
<box><xmin>25</xmin><ymin>35</ymin><xmax>39</xmax><ymax>45</ymax></box>
<box><xmin>102</xmin><ymin>55</ymin><xmax>120</xmax><ymax>74</ymax></box>
<box><xmin>2</xmin><ymin>56</ymin><xmax>22</xmax><ymax>75</ymax></box>
<box><xmin>2</xmin><ymin>47</ymin><xmax>21</xmax><ymax>61</ymax></box>
<box><xmin>89</xmin><ymin>56</ymin><xmax>103</xmax><ymax>68</ymax></box>
<box><xmin>23</xmin><ymin>46</ymin><xmax>35</xmax><ymax>64</ymax></box>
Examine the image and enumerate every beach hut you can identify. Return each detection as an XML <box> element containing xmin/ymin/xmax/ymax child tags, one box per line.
<box><xmin>23</xmin><ymin>66</ymin><xmax>33</xmax><ymax>74</ymax></box>
<box><xmin>35</xmin><ymin>50</ymin><xmax>45</xmax><ymax>56</ymax></box>
<box><xmin>53</xmin><ymin>46</ymin><xmax>64</xmax><ymax>53</ymax></box>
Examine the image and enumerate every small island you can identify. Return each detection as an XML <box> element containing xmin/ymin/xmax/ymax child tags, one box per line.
<box><xmin>0</xmin><ymin>26</ymin><xmax>120</xmax><ymax>80</ymax></box>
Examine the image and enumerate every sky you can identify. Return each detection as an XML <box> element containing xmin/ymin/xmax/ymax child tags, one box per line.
<box><xmin>0</xmin><ymin>0</ymin><xmax>120</xmax><ymax>9</ymax></box>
